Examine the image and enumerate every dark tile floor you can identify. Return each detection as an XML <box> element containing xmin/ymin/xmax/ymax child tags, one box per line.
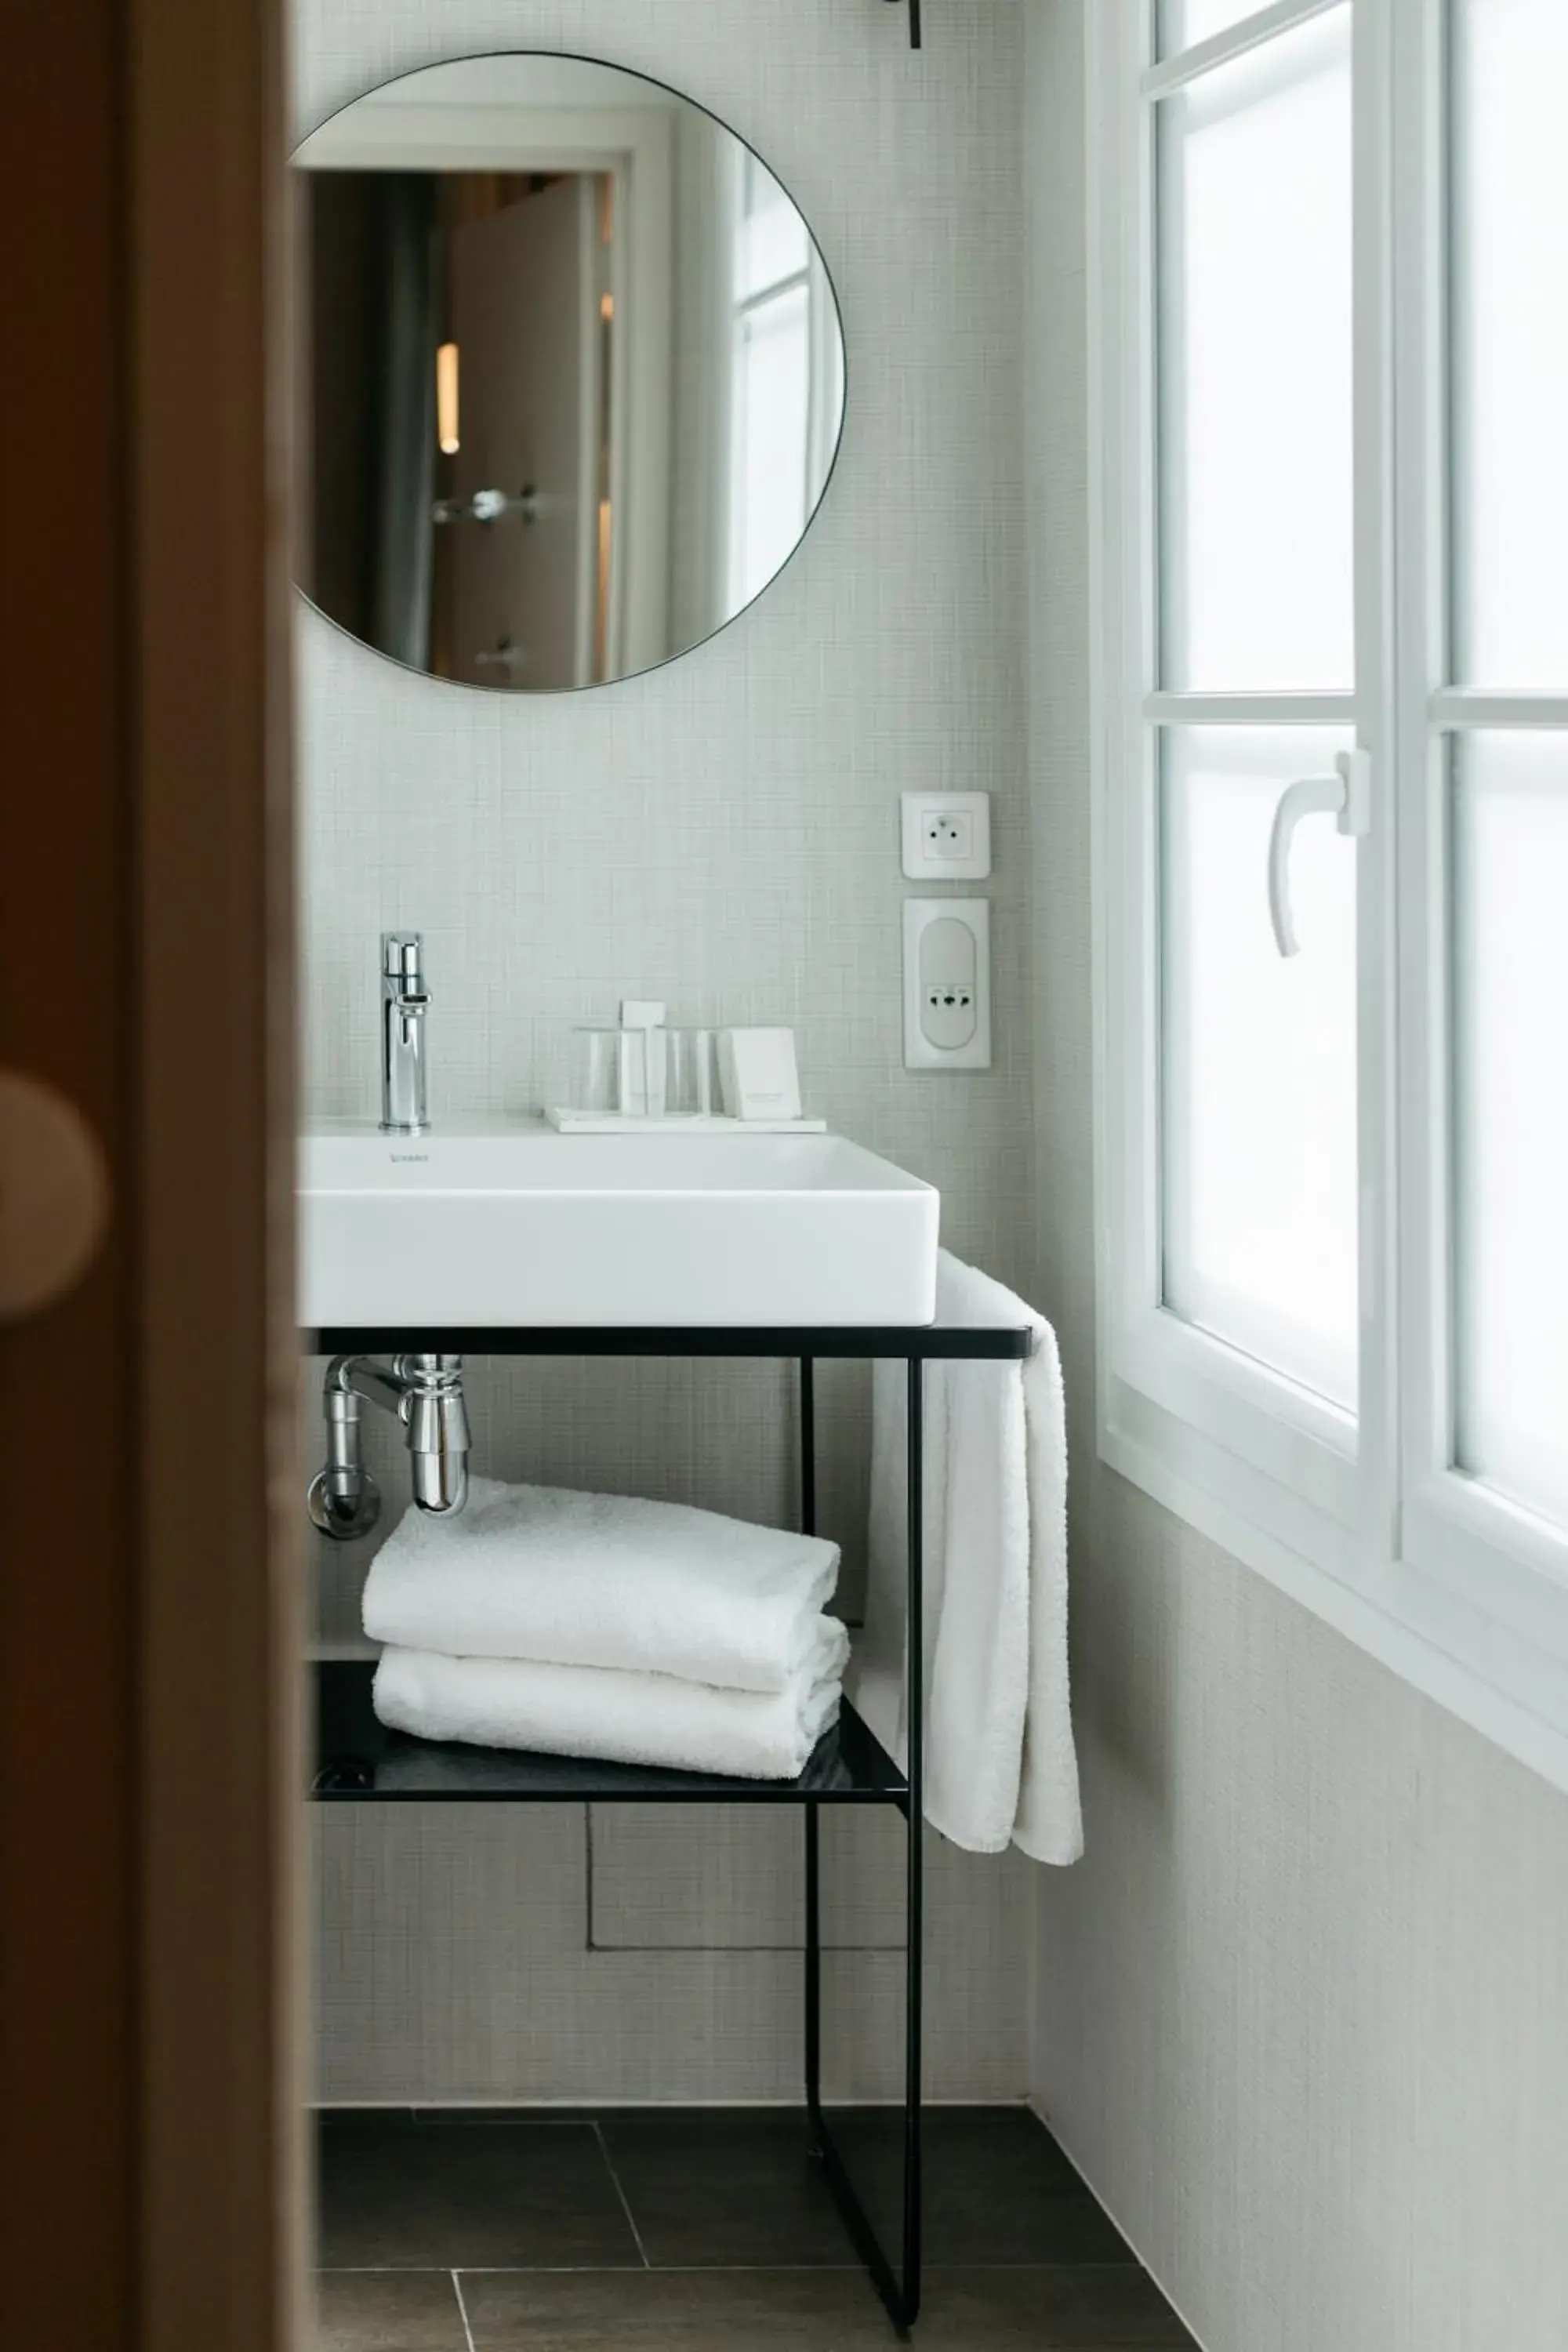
<box><xmin>316</xmin><ymin>2106</ymin><xmax>1196</xmax><ymax>2350</ymax></box>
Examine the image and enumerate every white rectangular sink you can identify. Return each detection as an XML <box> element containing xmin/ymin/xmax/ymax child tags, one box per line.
<box><xmin>298</xmin><ymin>1120</ymin><xmax>938</xmax><ymax>1328</ymax></box>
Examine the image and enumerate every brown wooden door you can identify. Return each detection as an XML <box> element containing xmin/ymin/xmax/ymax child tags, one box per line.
<box><xmin>0</xmin><ymin>2</ymin><xmax>136</xmax><ymax>2338</ymax></box>
<box><xmin>0</xmin><ymin>0</ymin><xmax>303</xmax><ymax>2345</ymax></box>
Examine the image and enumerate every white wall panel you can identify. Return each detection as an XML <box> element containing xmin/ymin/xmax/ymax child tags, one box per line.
<box><xmin>1025</xmin><ymin>10</ymin><xmax>1568</xmax><ymax>2351</ymax></box>
<box><xmin>299</xmin><ymin>0</ymin><xmax>1036</xmax><ymax>2103</ymax></box>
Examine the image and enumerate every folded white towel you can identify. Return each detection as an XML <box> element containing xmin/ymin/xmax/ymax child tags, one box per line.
<box><xmin>372</xmin><ymin>1616</ymin><xmax>851</xmax><ymax>1781</ymax></box>
<box><xmin>849</xmin><ymin>1250</ymin><xmax>1083</xmax><ymax>1864</ymax></box>
<box><xmin>362</xmin><ymin>1476</ymin><xmax>840</xmax><ymax>1693</ymax></box>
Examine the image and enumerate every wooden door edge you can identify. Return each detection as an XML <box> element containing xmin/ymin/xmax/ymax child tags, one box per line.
<box><xmin>129</xmin><ymin>0</ymin><xmax>307</xmax><ymax>2343</ymax></box>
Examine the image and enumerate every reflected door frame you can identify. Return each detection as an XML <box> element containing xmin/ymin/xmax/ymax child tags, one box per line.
<box><xmin>297</xmin><ymin>93</ymin><xmax>676</xmax><ymax>679</ymax></box>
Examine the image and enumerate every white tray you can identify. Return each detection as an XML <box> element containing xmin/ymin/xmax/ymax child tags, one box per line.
<box><xmin>546</xmin><ymin>1108</ymin><xmax>827</xmax><ymax>1135</ymax></box>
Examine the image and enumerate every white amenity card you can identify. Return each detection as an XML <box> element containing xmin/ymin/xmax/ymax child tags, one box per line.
<box><xmin>718</xmin><ymin>1028</ymin><xmax>803</xmax><ymax>1122</ymax></box>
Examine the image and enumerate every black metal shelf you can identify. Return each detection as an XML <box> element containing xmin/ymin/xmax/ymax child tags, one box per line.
<box><xmin>305</xmin><ymin>1323</ymin><xmax>1033</xmax><ymax>1360</ymax></box>
<box><xmin>301</xmin><ymin>1326</ymin><xmax>981</xmax><ymax>2336</ymax></box>
<box><xmin>314</xmin><ymin>1659</ymin><xmax>906</xmax><ymax>1806</ymax></box>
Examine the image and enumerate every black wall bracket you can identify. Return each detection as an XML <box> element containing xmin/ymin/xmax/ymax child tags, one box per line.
<box><xmin>887</xmin><ymin>0</ymin><xmax>923</xmax><ymax>49</ymax></box>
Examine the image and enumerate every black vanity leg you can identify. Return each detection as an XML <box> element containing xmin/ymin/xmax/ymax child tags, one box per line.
<box><xmin>802</xmin><ymin>1359</ymin><xmax>823</xmax><ymax>2143</ymax></box>
<box><xmin>799</xmin><ymin>1355</ymin><xmax>817</xmax><ymax>1537</ymax></box>
<box><xmin>803</xmin><ymin>1348</ymin><xmax>923</xmax><ymax>2339</ymax></box>
<box><xmin>902</xmin><ymin>1354</ymin><xmax>925</xmax><ymax>2332</ymax></box>
<box><xmin>804</xmin><ymin>1804</ymin><xmax>823</xmax><ymax>2148</ymax></box>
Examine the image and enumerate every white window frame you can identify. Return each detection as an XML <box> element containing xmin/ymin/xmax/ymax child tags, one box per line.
<box><xmin>1088</xmin><ymin>0</ymin><xmax>1568</xmax><ymax>1788</ymax></box>
<box><xmin>724</xmin><ymin>152</ymin><xmax>842</xmax><ymax>615</ymax></box>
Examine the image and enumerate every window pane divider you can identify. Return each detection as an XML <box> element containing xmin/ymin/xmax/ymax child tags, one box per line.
<box><xmin>1145</xmin><ymin>689</ymin><xmax>1359</xmax><ymax>725</ymax></box>
<box><xmin>1430</xmin><ymin>689</ymin><xmax>1568</xmax><ymax>731</ymax></box>
<box><xmin>736</xmin><ymin>264</ymin><xmax>811</xmax><ymax>318</ymax></box>
<box><xmin>1142</xmin><ymin>0</ymin><xmax>1345</xmax><ymax>103</ymax></box>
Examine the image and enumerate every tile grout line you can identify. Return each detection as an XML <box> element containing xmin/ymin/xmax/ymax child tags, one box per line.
<box><xmin>320</xmin><ymin>2259</ymin><xmax>1154</xmax><ymax>2276</ymax></box>
<box><xmin>450</xmin><ymin>2268</ymin><xmax>478</xmax><ymax>2352</ymax></box>
<box><xmin>318</xmin><ymin>2263</ymin><xmax>664</xmax><ymax>2277</ymax></box>
<box><xmin>593</xmin><ymin>2122</ymin><xmax>652</xmax><ymax>2270</ymax></box>
<box><xmin>408</xmin><ymin>2111</ymin><xmax>593</xmax><ymax>2128</ymax></box>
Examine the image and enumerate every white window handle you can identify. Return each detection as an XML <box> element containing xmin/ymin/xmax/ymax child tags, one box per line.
<box><xmin>1267</xmin><ymin>749</ymin><xmax>1370</xmax><ymax>957</ymax></box>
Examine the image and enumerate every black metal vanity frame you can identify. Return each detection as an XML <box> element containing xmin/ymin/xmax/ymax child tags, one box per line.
<box><xmin>307</xmin><ymin>1321</ymin><xmax>1033</xmax><ymax>2339</ymax></box>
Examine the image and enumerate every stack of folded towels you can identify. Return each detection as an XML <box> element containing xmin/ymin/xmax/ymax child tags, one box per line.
<box><xmin>363</xmin><ymin>1476</ymin><xmax>848</xmax><ymax>1781</ymax></box>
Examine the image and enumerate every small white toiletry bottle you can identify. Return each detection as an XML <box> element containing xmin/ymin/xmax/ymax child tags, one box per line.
<box><xmin>664</xmin><ymin>1028</ymin><xmax>717</xmax><ymax>1118</ymax></box>
<box><xmin>619</xmin><ymin>1000</ymin><xmax>666</xmax><ymax>1117</ymax></box>
<box><xmin>717</xmin><ymin>1029</ymin><xmax>802</xmax><ymax>1121</ymax></box>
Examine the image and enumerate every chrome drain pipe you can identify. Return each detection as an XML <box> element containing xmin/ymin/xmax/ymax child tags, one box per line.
<box><xmin>307</xmin><ymin>1352</ymin><xmax>470</xmax><ymax>1539</ymax></box>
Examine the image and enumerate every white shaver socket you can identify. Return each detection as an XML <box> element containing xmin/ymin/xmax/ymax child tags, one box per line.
<box><xmin>902</xmin><ymin>898</ymin><xmax>992</xmax><ymax>1069</ymax></box>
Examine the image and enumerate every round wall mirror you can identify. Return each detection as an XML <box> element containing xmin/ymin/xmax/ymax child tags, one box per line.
<box><xmin>296</xmin><ymin>55</ymin><xmax>846</xmax><ymax>692</ymax></box>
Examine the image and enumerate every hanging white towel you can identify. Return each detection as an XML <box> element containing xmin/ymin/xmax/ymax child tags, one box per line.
<box><xmin>848</xmin><ymin>1251</ymin><xmax>1082</xmax><ymax>1864</ymax></box>
<box><xmin>372</xmin><ymin>1617</ymin><xmax>851</xmax><ymax>1782</ymax></box>
<box><xmin>362</xmin><ymin>1477</ymin><xmax>840</xmax><ymax>1693</ymax></box>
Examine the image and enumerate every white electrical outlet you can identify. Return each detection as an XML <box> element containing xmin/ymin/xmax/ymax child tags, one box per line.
<box><xmin>902</xmin><ymin>898</ymin><xmax>992</xmax><ymax>1069</ymax></box>
<box><xmin>900</xmin><ymin>791</ymin><xmax>991</xmax><ymax>880</ymax></box>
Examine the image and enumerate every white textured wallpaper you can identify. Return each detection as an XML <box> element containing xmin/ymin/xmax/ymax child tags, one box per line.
<box><xmin>296</xmin><ymin>0</ymin><xmax>1037</xmax><ymax>2103</ymax></box>
<box><xmin>1024</xmin><ymin>9</ymin><xmax>1568</xmax><ymax>2352</ymax></box>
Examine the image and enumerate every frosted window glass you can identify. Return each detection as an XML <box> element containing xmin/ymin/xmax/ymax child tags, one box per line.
<box><xmin>1160</xmin><ymin>9</ymin><xmax>1354</xmax><ymax>689</ymax></box>
<box><xmin>1454</xmin><ymin>735</ymin><xmax>1568</xmax><ymax>1529</ymax></box>
<box><xmin>1160</xmin><ymin>0</ymin><xmax>1270</xmax><ymax>54</ymax></box>
<box><xmin>730</xmin><ymin>282</ymin><xmax>811</xmax><ymax>608</ymax></box>
<box><xmin>736</xmin><ymin>152</ymin><xmax>808</xmax><ymax>302</ymax></box>
<box><xmin>1162</xmin><ymin>728</ymin><xmax>1359</xmax><ymax>1406</ymax></box>
<box><xmin>1451</xmin><ymin>0</ymin><xmax>1568</xmax><ymax>686</ymax></box>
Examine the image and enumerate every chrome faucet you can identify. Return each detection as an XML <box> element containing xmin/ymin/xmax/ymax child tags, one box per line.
<box><xmin>380</xmin><ymin>931</ymin><xmax>429</xmax><ymax>1134</ymax></box>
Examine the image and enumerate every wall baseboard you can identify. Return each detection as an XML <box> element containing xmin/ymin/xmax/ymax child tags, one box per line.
<box><xmin>1025</xmin><ymin>2096</ymin><xmax>1212</xmax><ymax>2352</ymax></box>
<box><xmin>314</xmin><ymin>2094</ymin><xmax>1037</xmax><ymax>2114</ymax></box>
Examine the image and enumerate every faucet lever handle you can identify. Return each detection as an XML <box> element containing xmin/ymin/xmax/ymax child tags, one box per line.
<box><xmin>382</xmin><ymin>930</ymin><xmax>424</xmax><ymax>985</ymax></box>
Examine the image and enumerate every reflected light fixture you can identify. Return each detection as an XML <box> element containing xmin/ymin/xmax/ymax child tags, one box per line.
<box><xmin>436</xmin><ymin>341</ymin><xmax>460</xmax><ymax>454</ymax></box>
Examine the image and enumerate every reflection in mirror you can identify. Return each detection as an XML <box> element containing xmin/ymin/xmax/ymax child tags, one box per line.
<box><xmin>296</xmin><ymin>56</ymin><xmax>845</xmax><ymax>691</ymax></box>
